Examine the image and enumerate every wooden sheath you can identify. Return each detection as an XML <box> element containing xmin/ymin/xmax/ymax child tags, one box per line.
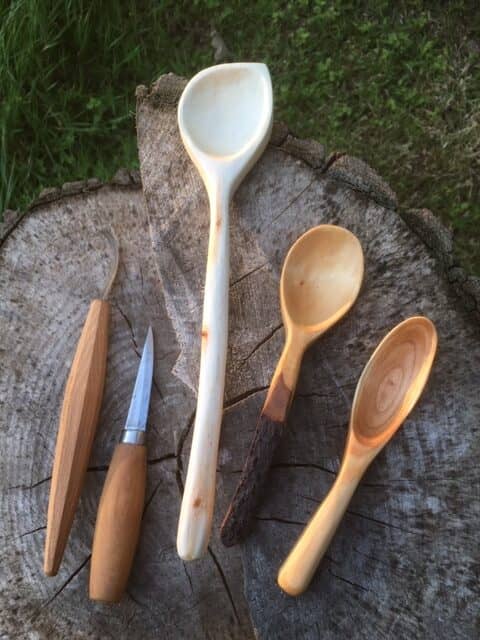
<box><xmin>44</xmin><ymin>299</ymin><xmax>110</xmax><ymax>576</ymax></box>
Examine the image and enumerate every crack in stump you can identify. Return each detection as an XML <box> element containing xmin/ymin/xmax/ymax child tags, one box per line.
<box><xmin>272</xmin><ymin>461</ymin><xmax>337</xmax><ymax>476</ymax></box>
<box><xmin>8</xmin><ymin>474</ymin><xmax>52</xmax><ymax>491</ymax></box>
<box><xmin>321</xmin><ymin>152</ymin><xmax>346</xmax><ymax>173</ymax></box>
<box><xmin>255</xmin><ymin>516</ymin><xmax>306</xmax><ymax>527</ymax></box>
<box><xmin>114</xmin><ymin>303</ymin><xmax>139</xmax><ymax>352</ymax></box>
<box><xmin>42</xmin><ymin>554</ymin><xmax>91</xmax><ymax>608</ymax></box>
<box><xmin>327</xmin><ymin>567</ymin><xmax>369</xmax><ymax>592</ymax></box>
<box><xmin>143</xmin><ymin>476</ymin><xmax>164</xmax><ymax>518</ymax></box>
<box><xmin>223</xmin><ymin>385</ymin><xmax>269</xmax><ymax>411</ymax></box>
<box><xmin>148</xmin><ymin>452</ymin><xmax>176</xmax><ymax>466</ymax></box>
<box><xmin>152</xmin><ymin>375</ymin><xmax>163</xmax><ymax>399</ymax></box>
<box><xmin>346</xmin><ymin>508</ymin><xmax>420</xmax><ymax>536</ymax></box>
<box><xmin>182</xmin><ymin>562</ymin><xmax>194</xmax><ymax>595</ymax></box>
<box><xmin>171</xmin><ymin>409</ymin><xmax>243</xmax><ymax>626</ymax></box>
<box><xmin>127</xmin><ymin>588</ymin><xmax>146</xmax><ymax>609</ymax></box>
<box><xmin>242</xmin><ymin>324</ymin><xmax>283</xmax><ymax>365</ymax></box>
<box><xmin>175</xmin><ymin>410</ymin><xmax>195</xmax><ymax>495</ymax></box>
<box><xmin>207</xmin><ymin>546</ymin><xmax>240</xmax><ymax>625</ymax></box>
<box><xmin>270</xmin><ymin>178</ymin><xmax>317</xmax><ymax>224</ymax></box>
<box><xmin>18</xmin><ymin>525</ymin><xmax>46</xmax><ymax>539</ymax></box>
<box><xmin>230</xmin><ymin>262</ymin><xmax>269</xmax><ymax>288</ymax></box>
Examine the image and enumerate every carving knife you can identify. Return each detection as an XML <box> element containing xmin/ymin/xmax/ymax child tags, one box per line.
<box><xmin>89</xmin><ymin>326</ymin><xmax>154</xmax><ymax>602</ymax></box>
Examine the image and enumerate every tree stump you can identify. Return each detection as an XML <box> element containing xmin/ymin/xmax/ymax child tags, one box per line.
<box><xmin>1</xmin><ymin>73</ymin><xmax>479</xmax><ymax>639</ymax></box>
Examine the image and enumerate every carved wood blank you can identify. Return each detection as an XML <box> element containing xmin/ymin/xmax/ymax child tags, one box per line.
<box><xmin>0</xmin><ymin>74</ymin><xmax>479</xmax><ymax>639</ymax></box>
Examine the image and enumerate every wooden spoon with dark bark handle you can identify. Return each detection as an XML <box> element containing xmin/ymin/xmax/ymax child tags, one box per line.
<box><xmin>220</xmin><ymin>225</ymin><xmax>364</xmax><ymax>546</ymax></box>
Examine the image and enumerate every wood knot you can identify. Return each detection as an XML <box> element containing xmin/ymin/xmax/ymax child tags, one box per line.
<box><xmin>201</xmin><ymin>328</ymin><xmax>208</xmax><ymax>341</ymax></box>
<box><xmin>193</xmin><ymin>497</ymin><xmax>201</xmax><ymax>508</ymax></box>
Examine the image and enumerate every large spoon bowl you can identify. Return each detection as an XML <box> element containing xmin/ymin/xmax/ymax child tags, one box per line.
<box><xmin>178</xmin><ymin>63</ymin><xmax>273</xmax><ymax>191</ymax></box>
<box><xmin>278</xmin><ymin>316</ymin><xmax>437</xmax><ymax>596</ymax></box>
<box><xmin>220</xmin><ymin>225</ymin><xmax>364</xmax><ymax>547</ymax></box>
<box><xmin>177</xmin><ymin>63</ymin><xmax>272</xmax><ymax>561</ymax></box>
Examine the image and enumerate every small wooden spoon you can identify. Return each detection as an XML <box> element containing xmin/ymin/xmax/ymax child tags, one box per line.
<box><xmin>177</xmin><ymin>63</ymin><xmax>273</xmax><ymax>560</ymax></box>
<box><xmin>220</xmin><ymin>225</ymin><xmax>364</xmax><ymax>546</ymax></box>
<box><xmin>278</xmin><ymin>316</ymin><xmax>438</xmax><ymax>596</ymax></box>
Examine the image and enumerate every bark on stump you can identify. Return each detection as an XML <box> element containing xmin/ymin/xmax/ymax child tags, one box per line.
<box><xmin>0</xmin><ymin>73</ymin><xmax>479</xmax><ymax>639</ymax></box>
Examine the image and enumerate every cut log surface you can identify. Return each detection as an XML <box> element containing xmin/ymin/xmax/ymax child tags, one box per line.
<box><xmin>0</xmin><ymin>72</ymin><xmax>479</xmax><ymax>639</ymax></box>
<box><xmin>0</xmin><ymin>178</ymin><xmax>251</xmax><ymax>639</ymax></box>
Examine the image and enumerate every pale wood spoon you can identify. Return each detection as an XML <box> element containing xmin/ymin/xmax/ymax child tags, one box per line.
<box><xmin>176</xmin><ymin>63</ymin><xmax>273</xmax><ymax>560</ymax></box>
<box><xmin>221</xmin><ymin>224</ymin><xmax>364</xmax><ymax>546</ymax></box>
<box><xmin>278</xmin><ymin>316</ymin><xmax>438</xmax><ymax>596</ymax></box>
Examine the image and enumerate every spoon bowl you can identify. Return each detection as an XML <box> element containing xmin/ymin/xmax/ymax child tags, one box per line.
<box><xmin>352</xmin><ymin>316</ymin><xmax>437</xmax><ymax>448</ymax></box>
<box><xmin>278</xmin><ymin>316</ymin><xmax>437</xmax><ymax>596</ymax></box>
<box><xmin>281</xmin><ymin>225</ymin><xmax>364</xmax><ymax>334</ymax></box>
<box><xmin>177</xmin><ymin>63</ymin><xmax>273</xmax><ymax>561</ymax></box>
<box><xmin>178</xmin><ymin>63</ymin><xmax>273</xmax><ymax>190</ymax></box>
<box><xmin>220</xmin><ymin>225</ymin><xmax>364</xmax><ymax>547</ymax></box>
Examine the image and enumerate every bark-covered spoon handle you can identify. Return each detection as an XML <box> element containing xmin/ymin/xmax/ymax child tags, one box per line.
<box><xmin>220</xmin><ymin>338</ymin><xmax>303</xmax><ymax>546</ymax></box>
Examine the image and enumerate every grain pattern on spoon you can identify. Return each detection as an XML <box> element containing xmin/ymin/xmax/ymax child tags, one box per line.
<box><xmin>221</xmin><ymin>225</ymin><xmax>364</xmax><ymax>546</ymax></box>
<box><xmin>277</xmin><ymin>316</ymin><xmax>438</xmax><ymax>596</ymax></box>
<box><xmin>176</xmin><ymin>63</ymin><xmax>273</xmax><ymax>560</ymax></box>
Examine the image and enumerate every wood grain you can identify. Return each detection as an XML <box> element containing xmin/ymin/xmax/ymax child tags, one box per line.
<box><xmin>278</xmin><ymin>317</ymin><xmax>438</xmax><ymax>596</ymax></box>
<box><xmin>0</xmin><ymin>181</ymin><xmax>252</xmax><ymax>639</ymax></box>
<box><xmin>0</xmin><ymin>72</ymin><xmax>479</xmax><ymax>639</ymax></box>
<box><xmin>90</xmin><ymin>443</ymin><xmax>147</xmax><ymax>602</ymax></box>
<box><xmin>136</xmin><ymin>73</ymin><xmax>480</xmax><ymax>640</ymax></box>
<box><xmin>44</xmin><ymin>298</ymin><xmax>109</xmax><ymax>576</ymax></box>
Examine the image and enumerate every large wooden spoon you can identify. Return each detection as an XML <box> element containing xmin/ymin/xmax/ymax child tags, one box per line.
<box><xmin>221</xmin><ymin>225</ymin><xmax>364</xmax><ymax>546</ymax></box>
<box><xmin>176</xmin><ymin>63</ymin><xmax>273</xmax><ymax>560</ymax></box>
<box><xmin>278</xmin><ymin>316</ymin><xmax>438</xmax><ymax>596</ymax></box>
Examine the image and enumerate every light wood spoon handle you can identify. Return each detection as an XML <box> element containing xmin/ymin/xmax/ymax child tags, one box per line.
<box><xmin>44</xmin><ymin>299</ymin><xmax>109</xmax><ymax>576</ymax></box>
<box><xmin>89</xmin><ymin>443</ymin><xmax>146</xmax><ymax>602</ymax></box>
<box><xmin>221</xmin><ymin>339</ymin><xmax>302</xmax><ymax>546</ymax></box>
<box><xmin>177</xmin><ymin>190</ymin><xmax>229</xmax><ymax>560</ymax></box>
<box><xmin>277</xmin><ymin>460</ymin><xmax>363</xmax><ymax>596</ymax></box>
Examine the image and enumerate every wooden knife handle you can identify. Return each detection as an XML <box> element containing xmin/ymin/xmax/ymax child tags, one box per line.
<box><xmin>221</xmin><ymin>337</ymin><xmax>304</xmax><ymax>546</ymax></box>
<box><xmin>89</xmin><ymin>443</ymin><xmax>146</xmax><ymax>602</ymax></box>
<box><xmin>44</xmin><ymin>299</ymin><xmax>110</xmax><ymax>576</ymax></box>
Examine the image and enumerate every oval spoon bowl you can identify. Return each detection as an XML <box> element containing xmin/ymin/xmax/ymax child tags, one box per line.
<box><xmin>352</xmin><ymin>316</ymin><xmax>437</xmax><ymax>448</ymax></box>
<box><xmin>281</xmin><ymin>224</ymin><xmax>364</xmax><ymax>334</ymax></box>
<box><xmin>278</xmin><ymin>316</ymin><xmax>438</xmax><ymax>596</ymax></box>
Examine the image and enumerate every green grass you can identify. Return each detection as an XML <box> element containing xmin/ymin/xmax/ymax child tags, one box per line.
<box><xmin>1</xmin><ymin>1</ymin><xmax>479</xmax><ymax>272</ymax></box>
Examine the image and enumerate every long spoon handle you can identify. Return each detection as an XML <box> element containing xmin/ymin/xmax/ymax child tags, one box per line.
<box><xmin>277</xmin><ymin>460</ymin><xmax>362</xmax><ymax>596</ymax></box>
<box><xmin>44</xmin><ymin>299</ymin><xmax>110</xmax><ymax>576</ymax></box>
<box><xmin>177</xmin><ymin>190</ymin><xmax>229</xmax><ymax>561</ymax></box>
<box><xmin>220</xmin><ymin>338</ymin><xmax>303</xmax><ymax>546</ymax></box>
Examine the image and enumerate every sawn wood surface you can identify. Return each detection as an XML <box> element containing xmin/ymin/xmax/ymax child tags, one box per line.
<box><xmin>0</xmin><ymin>73</ymin><xmax>479</xmax><ymax>639</ymax></box>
